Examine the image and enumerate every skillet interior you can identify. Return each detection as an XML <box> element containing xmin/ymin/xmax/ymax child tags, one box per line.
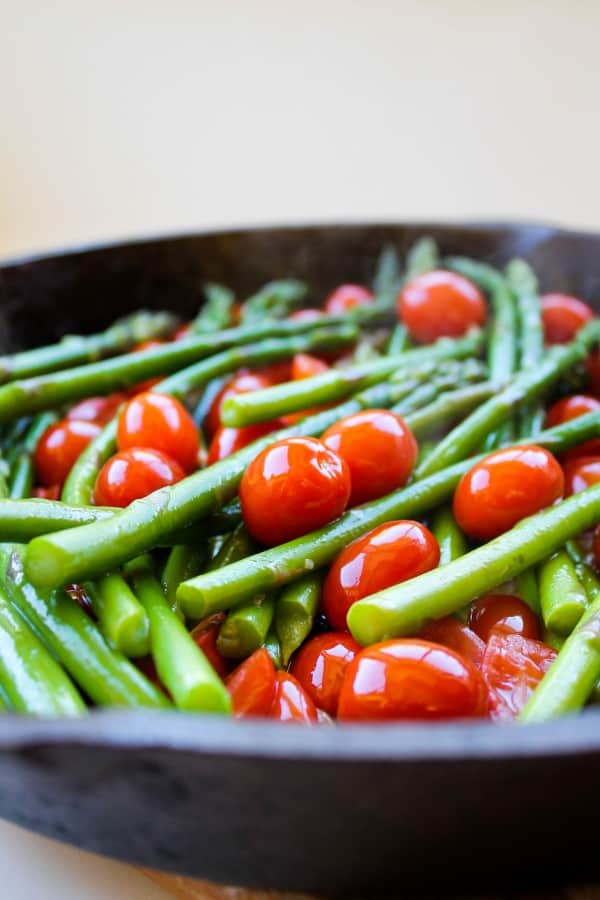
<box><xmin>0</xmin><ymin>222</ymin><xmax>599</xmax><ymax>896</ymax></box>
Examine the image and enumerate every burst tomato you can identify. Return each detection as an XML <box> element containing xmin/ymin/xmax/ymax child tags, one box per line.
<box><xmin>419</xmin><ymin>617</ymin><xmax>486</xmax><ymax>669</ymax></box>
<box><xmin>226</xmin><ymin>648</ymin><xmax>277</xmax><ymax>718</ymax></box>
<box><xmin>468</xmin><ymin>594</ymin><xmax>540</xmax><ymax>643</ymax></box>
<box><xmin>482</xmin><ymin>632</ymin><xmax>556</xmax><ymax>721</ymax></box>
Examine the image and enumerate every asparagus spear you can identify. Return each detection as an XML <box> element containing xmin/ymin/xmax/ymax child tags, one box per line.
<box><xmin>86</xmin><ymin>573</ymin><xmax>150</xmax><ymax>658</ymax></box>
<box><xmin>348</xmin><ymin>482</ymin><xmax>600</xmax><ymax>644</ymax></box>
<box><xmin>405</xmin><ymin>236</ymin><xmax>440</xmax><ymax>278</ymax></box>
<box><xmin>506</xmin><ymin>259</ymin><xmax>546</xmax><ymax>438</ymax></box>
<box><xmin>216</xmin><ymin>594</ymin><xmax>276</xmax><ymax>659</ymax></box>
<box><xmin>538</xmin><ymin>550</ymin><xmax>588</xmax><ymax>635</ymax></box>
<box><xmin>242</xmin><ymin>280</ymin><xmax>308</xmax><ymax>323</ymax></box>
<box><xmin>431</xmin><ymin>506</ymin><xmax>468</xmax><ymax>566</ymax></box>
<box><xmin>192</xmin><ymin>284</ymin><xmax>236</xmax><ymax>333</ymax></box>
<box><xmin>275</xmin><ymin>573</ymin><xmax>322</xmax><ymax>665</ymax></box>
<box><xmin>175</xmin><ymin>412</ymin><xmax>600</xmax><ymax>619</ymax></box>
<box><xmin>0</xmin><ymin>311</ymin><xmax>178</xmax><ymax>384</ymax></box>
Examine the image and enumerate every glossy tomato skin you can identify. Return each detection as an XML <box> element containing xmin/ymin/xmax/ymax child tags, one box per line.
<box><xmin>226</xmin><ymin>648</ymin><xmax>277</xmax><ymax>718</ymax></box>
<box><xmin>482</xmin><ymin>632</ymin><xmax>556</xmax><ymax>721</ymax></box>
<box><xmin>541</xmin><ymin>293</ymin><xmax>594</xmax><ymax>344</ymax></box>
<box><xmin>93</xmin><ymin>448</ymin><xmax>185</xmax><ymax>507</ymax></box>
<box><xmin>290</xmin><ymin>632</ymin><xmax>361</xmax><ymax>716</ymax></box>
<box><xmin>117</xmin><ymin>391</ymin><xmax>200</xmax><ymax>473</ymax></box>
<box><xmin>189</xmin><ymin>613</ymin><xmax>230</xmax><ymax>678</ymax></box>
<box><xmin>207</xmin><ymin>421</ymin><xmax>280</xmax><ymax>464</ymax></box>
<box><xmin>291</xmin><ymin>353</ymin><xmax>329</xmax><ymax>380</ymax></box>
<box><xmin>468</xmin><ymin>594</ymin><xmax>540</xmax><ymax>643</ymax></box>
<box><xmin>206</xmin><ymin>372</ymin><xmax>273</xmax><ymax>437</ymax></box>
<box><xmin>271</xmin><ymin>672</ymin><xmax>318</xmax><ymax>723</ymax></box>
<box><xmin>398</xmin><ymin>271</ymin><xmax>486</xmax><ymax>344</ymax></box>
<box><xmin>322</xmin><ymin>409</ymin><xmax>418</xmax><ymax>506</ymax></box>
<box><xmin>240</xmin><ymin>437</ymin><xmax>351</xmax><ymax>546</ymax></box>
<box><xmin>563</xmin><ymin>455</ymin><xmax>600</xmax><ymax>496</ymax></box>
<box><xmin>453</xmin><ymin>445</ymin><xmax>564</xmax><ymax>541</ymax></box>
<box><xmin>322</xmin><ymin>520</ymin><xmax>440</xmax><ymax>632</ymax></box>
<box><xmin>34</xmin><ymin>419</ymin><xmax>102</xmax><ymax>488</ymax></box>
<box><xmin>324</xmin><ymin>284</ymin><xmax>373</xmax><ymax>315</ymax></box>
<box><xmin>338</xmin><ymin>639</ymin><xmax>488</xmax><ymax>721</ymax></box>
<box><xmin>66</xmin><ymin>393</ymin><xmax>126</xmax><ymax>426</ymax></box>
<box><xmin>545</xmin><ymin>394</ymin><xmax>600</xmax><ymax>460</ymax></box>
<box><xmin>419</xmin><ymin>617</ymin><xmax>486</xmax><ymax>669</ymax></box>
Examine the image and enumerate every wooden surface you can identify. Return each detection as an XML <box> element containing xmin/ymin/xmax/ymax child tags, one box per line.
<box><xmin>143</xmin><ymin>869</ymin><xmax>600</xmax><ymax>900</ymax></box>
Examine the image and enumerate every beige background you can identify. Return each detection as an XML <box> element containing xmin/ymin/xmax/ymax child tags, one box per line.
<box><xmin>1</xmin><ymin>1</ymin><xmax>600</xmax><ymax>897</ymax></box>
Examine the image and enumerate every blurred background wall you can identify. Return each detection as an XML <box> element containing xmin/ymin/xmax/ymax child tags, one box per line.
<box><xmin>1</xmin><ymin>0</ymin><xmax>600</xmax><ymax>261</ymax></box>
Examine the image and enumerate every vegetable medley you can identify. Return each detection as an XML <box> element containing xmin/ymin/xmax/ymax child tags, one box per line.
<box><xmin>1</xmin><ymin>238</ymin><xmax>600</xmax><ymax>725</ymax></box>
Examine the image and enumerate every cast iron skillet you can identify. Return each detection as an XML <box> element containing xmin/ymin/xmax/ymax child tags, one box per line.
<box><xmin>0</xmin><ymin>223</ymin><xmax>599</xmax><ymax>897</ymax></box>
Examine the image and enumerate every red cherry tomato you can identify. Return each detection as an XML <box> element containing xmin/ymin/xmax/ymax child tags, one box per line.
<box><xmin>271</xmin><ymin>672</ymin><xmax>318</xmax><ymax>723</ymax></box>
<box><xmin>34</xmin><ymin>419</ymin><xmax>102</xmax><ymax>488</ymax></box>
<box><xmin>398</xmin><ymin>271</ymin><xmax>486</xmax><ymax>344</ymax></box>
<box><xmin>117</xmin><ymin>391</ymin><xmax>200</xmax><ymax>473</ymax></box>
<box><xmin>207</xmin><ymin>421</ymin><xmax>280</xmax><ymax>464</ymax></box>
<box><xmin>322</xmin><ymin>521</ymin><xmax>440</xmax><ymax>631</ymax></box>
<box><xmin>291</xmin><ymin>353</ymin><xmax>329</xmax><ymax>380</ymax></box>
<box><xmin>93</xmin><ymin>447</ymin><xmax>185</xmax><ymax>507</ymax></box>
<box><xmin>226</xmin><ymin>648</ymin><xmax>277</xmax><ymax>718</ymax></box>
<box><xmin>419</xmin><ymin>617</ymin><xmax>486</xmax><ymax>669</ymax></box>
<box><xmin>189</xmin><ymin>613</ymin><xmax>230</xmax><ymax>678</ymax></box>
<box><xmin>290</xmin><ymin>632</ymin><xmax>361</xmax><ymax>716</ymax></box>
<box><xmin>541</xmin><ymin>293</ymin><xmax>594</xmax><ymax>345</ymax></box>
<box><xmin>545</xmin><ymin>394</ymin><xmax>600</xmax><ymax>459</ymax></box>
<box><xmin>337</xmin><ymin>639</ymin><xmax>488</xmax><ymax>721</ymax></box>
<box><xmin>482</xmin><ymin>632</ymin><xmax>556</xmax><ymax>721</ymax></box>
<box><xmin>468</xmin><ymin>594</ymin><xmax>540</xmax><ymax>643</ymax></box>
<box><xmin>66</xmin><ymin>393</ymin><xmax>126</xmax><ymax>426</ymax></box>
<box><xmin>563</xmin><ymin>455</ymin><xmax>600</xmax><ymax>496</ymax></box>
<box><xmin>453</xmin><ymin>445</ymin><xmax>564</xmax><ymax>541</ymax></box>
<box><xmin>33</xmin><ymin>484</ymin><xmax>61</xmax><ymax>500</ymax></box>
<box><xmin>206</xmin><ymin>372</ymin><xmax>273</xmax><ymax>437</ymax></box>
<box><xmin>322</xmin><ymin>409</ymin><xmax>418</xmax><ymax>506</ymax></box>
<box><xmin>324</xmin><ymin>284</ymin><xmax>373</xmax><ymax>315</ymax></box>
<box><xmin>289</xmin><ymin>309</ymin><xmax>324</xmax><ymax>322</ymax></box>
<box><xmin>240</xmin><ymin>437</ymin><xmax>351</xmax><ymax>546</ymax></box>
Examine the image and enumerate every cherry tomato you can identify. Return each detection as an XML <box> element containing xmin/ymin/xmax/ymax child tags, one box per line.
<box><xmin>206</xmin><ymin>372</ymin><xmax>273</xmax><ymax>437</ymax></box>
<box><xmin>419</xmin><ymin>617</ymin><xmax>486</xmax><ymax>669</ymax></box>
<box><xmin>322</xmin><ymin>521</ymin><xmax>440</xmax><ymax>631</ymax></box>
<box><xmin>93</xmin><ymin>447</ymin><xmax>185</xmax><ymax>507</ymax></box>
<box><xmin>453</xmin><ymin>445</ymin><xmax>564</xmax><ymax>541</ymax></box>
<box><xmin>226</xmin><ymin>648</ymin><xmax>277</xmax><ymax>718</ymax></box>
<box><xmin>322</xmin><ymin>409</ymin><xmax>418</xmax><ymax>506</ymax></box>
<box><xmin>398</xmin><ymin>271</ymin><xmax>486</xmax><ymax>344</ymax></box>
<box><xmin>66</xmin><ymin>393</ymin><xmax>126</xmax><ymax>426</ymax></box>
<box><xmin>34</xmin><ymin>419</ymin><xmax>102</xmax><ymax>488</ymax></box>
<box><xmin>271</xmin><ymin>672</ymin><xmax>318</xmax><ymax>723</ymax></box>
<box><xmin>207</xmin><ymin>421</ymin><xmax>280</xmax><ymax>465</ymax></box>
<box><xmin>563</xmin><ymin>455</ymin><xmax>600</xmax><ymax>496</ymax></box>
<box><xmin>289</xmin><ymin>309</ymin><xmax>324</xmax><ymax>322</ymax></box>
<box><xmin>172</xmin><ymin>323</ymin><xmax>192</xmax><ymax>341</ymax></box>
<box><xmin>33</xmin><ymin>485</ymin><xmax>61</xmax><ymax>500</ymax></box>
<box><xmin>189</xmin><ymin>613</ymin><xmax>230</xmax><ymax>678</ymax></box>
<box><xmin>280</xmin><ymin>354</ymin><xmax>331</xmax><ymax>426</ymax></box>
<box><xmin>545</xmin><ymin>393</ymin><xmax>600</xmax><ymax>459</ymax></box>
<box><xmin>117</xmin><ymin>391</ymin><xmax>200</xmax><ymax>473</ymax></box>
<box><xmin>482</xmin><ymin>632</ymin><xmax>556</xmax><ymax>721</ymax></box>
<box><xmin>337</xmin><ymin>639</ymin><xmax>488</xmax><ymax>721</ymax></box>
<box><xmin>541</xmin><ymin>293</ymin><xmax>594</xmax><ymax>345</ymax></box>
<box><xmin>240</xmin><ymin>437</ymin><xmax>351</xmax><ymax>546</ymax></box>
<box><xmin>468</xmin><ymin>594</ymin><xmax>540</xmax><ymax>643</ymax></box>
<box><xmin>290</xmin><ymin>632</ymin><xmax>361</xmax><ymax>716</ymax></box>
<box><xmin>324</xmin><ymin>284</ymin><xmax>373</xmax><ymax>315</ymax></box>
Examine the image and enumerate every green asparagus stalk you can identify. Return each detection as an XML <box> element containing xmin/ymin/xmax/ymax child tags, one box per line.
<box><xmin>506</xmin><ymin>258</ymin><xmax>546</xmax><ymax>438</ymax></box>
<box><xmin>131</xmin><ymin>568</ymin><xmax>231</xmax><ymax>713</ymax></box>
<box><xmin>431</xmin><ymin>506</ymin><xmax>468</xmax><ymax>566</ymax></box>
<box><xmin>9</xmin><ymin>412</ymin><xmax>58</xmax><ymax>500</ymax></box>
<box><xmin>538</xmin><ymin>550</ymin><xmax>588</xmax><ymax>635</ymax></box>
<box><xmin>406</xmin><ymin>236</ymin><xmax>440</xmax><ymax>277</ymax></box>
<box><xmin>373</xmin><ymin>245</ymin><xmax>402</xmax><ymax>307</ymax></box>
<box><xmin>216</xmin><ymin>594</ymin><xmax>276</xmax><ymax>659</ymax></box>
<box><xmin>86</xmin><ymin>573</ymin><xmax>150</xmax><ymax>658</ymax></box>
<box><xmin>347</xmin><ymin>482</ymin><xmax>600</xmax><ymax>644</ymax></box>
<box><xmin>1</xmin><ymin>547</ymin><xmax>170</xmax><ymax>708</ymax></box>
<box><xmin>416</xmin><ymin>319</ymin><xmax>600</xmax><ymax>478</ymax></box>
<box><xmin>175</xmin><ymin>412</ymin><xmax>600</xmax><ymax>619</ymax></box>
<box><xmin>262</xmin><ymin>625</ymin><xmax>283</xmax><ymax>669</ymax></box>
<box><xmin>61</xmin><ymin>420</ymin><xmax>118</xmax><ymax>505</ymax></box>
<box><xmin>275</xmin><ymin>573</ymin><xmax>322</xmax><ymax>665</ymax></box>
<box><xmin>0</xmin><ymin>311</ymin><xmax>178</xmax><ymax>385</ymax></box>
<box><xmin>161</xmin><ymin>544</ymin><xmax>208</xmax><ymax>614</ymax></box>
<box><xmin>192</xmin><ymin>284</ymin><xmax>236</xmax><ymax>333</ymax></box>
<box><xmin>0</xmin><ymin>581</ymin><xmax>86</xmax><ymax>716</ymax></box>
<box><xmin>242</xmin><ymin>280</ymin><xmax>309</xmax><ymax>323</ymax></box>
<box><xmin>221</xmin><ymin>331</ymin><xmax>484</xmax><ymax>427</ymax></box>
<box><xmin>399</xmin><ymin>382</ymin><xmax>497</xmax><ymax>438</ymax></box>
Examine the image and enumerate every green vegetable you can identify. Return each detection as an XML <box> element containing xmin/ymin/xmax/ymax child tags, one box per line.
<box><xmin>217</xmin><ymin>594</ymin><xmax>276</xmax><ymax>659</ymax></box>
<box><xmin>539</xmin><ymin>551</ymin><xmax>588</xmax><ymax>635</ymax></box>
<box><xmin>87</xmin><ymin>573</ymin><xmax>150</xmax><ymax>658</ymax></box>
<box><xmin>506</xmin><ymin>258</ymin><xmax>545</xmax><ymax>438</ymax></box>
<box><xmin>348</xmin><ymin>482</ymin><xmax>600</xmax><ymax>644</ymax></box>
<box><xmin>0</xmin><ymin>581</ymin><xmax>86</xmax><ymax>716</ymax></box>
<box><xmin>262</xmin><ymin>625</ymin><xmax>283</xmax><ymax>670</ymax></box>
<box><xmin>131</xmin><ymin>568</ymin><xmax>231</xmax><ymax>714</ymax></box>
<box><xmin>193</xmin><ymin>284</ymin><xmax>236</xmax><ymax>332</ymax></box>
<box><xmin>399</xmin><ymin>382</ymin><xmax>497</xmax><ymax>438</ymax></box>
<box><xmin>0</xmin><ymin>311</ymin><xmax>177</xmax><ymax>384</ymax></box>
<box><xmin>431</xmin><ymin>506</ymin><xmax>467</xmax><ymax>566</ymax></box>
<box><xmin>62</xmin><ymin>420</ymin><xmax>118</xmax><ymax>505</ymax></box>
<box><xmin>406</xmin><ymin>236</ymin><xmax>439</xmax><ymax>277</ymax></box>
<box><xmin>242</xmin><ymin>280</ymin><xmax>308</xmax><ymax>323</ymax></box>
<box><xmin>161</xmin><ymin>544</ymin><xmax>208</xmax><ymax>614</ymax></box>
<box><xmin>275</xmin><ymin>573</ymin><xmax>322</xmax><ymax>665</ymax></box>
<box><xmin>9</xmin><ymin>412</ymin><xmax>58</xmax><ymax>500</ymax></box>
<box><xmin>373</xmin><ymin>245</ymin><xmax>402</xmax><ymax>307</ymax></box>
